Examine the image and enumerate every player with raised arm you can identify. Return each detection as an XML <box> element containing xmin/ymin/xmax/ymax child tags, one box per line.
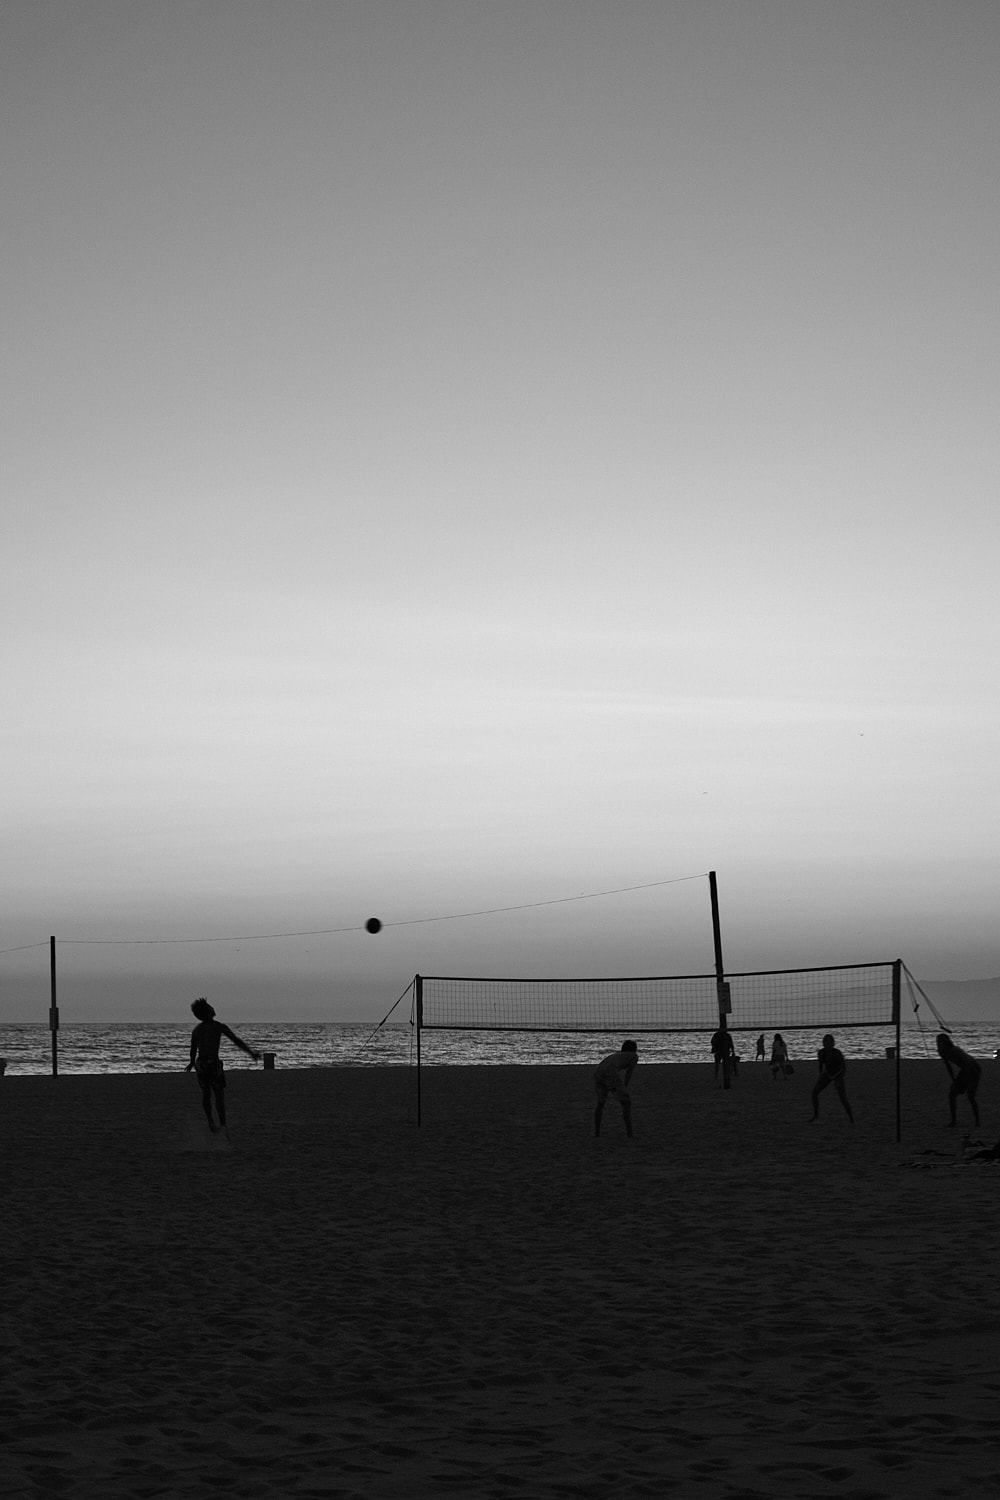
<box><xmin>594</xmin><ymin>1040</ymin><xmax>638</xmax><ymax>1138</ymax></box>
<box><xmin>186</xmin><ymin>998</ymin><xmax>260</xmax><ymax>1133</ymax></box>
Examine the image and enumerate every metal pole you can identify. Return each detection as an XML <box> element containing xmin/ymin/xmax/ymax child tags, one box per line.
<box><xmin>415</xmin><ymin>975</ymin><xmax>423</xmax><ymax>1127</ymax></box>
<box><xmin>893</xmin><ymin>959</ymin><xmax>902</xmax><ymax>1143</ymax></box>
<box><xmin>49</xmin><ymin>935</ymin><xmax>59</xmax><ymax>1077</ymax></box>
<box><xmin>708</xmin><ymin>872</ymin><xmax>732</xmax><ymax>1089</ymax></box>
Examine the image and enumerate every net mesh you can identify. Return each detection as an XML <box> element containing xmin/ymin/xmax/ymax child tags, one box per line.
<box><xmin>418</xmin><ymin>962</ymin><xmax>899</xmax><ymax>1034</ymax></box>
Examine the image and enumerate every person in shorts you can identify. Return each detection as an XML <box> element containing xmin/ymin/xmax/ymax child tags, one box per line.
<box><xmin>710</xmin><ymin>1026</ymin><xmax>737</xmax><ymax>1084</ymax></box>
<box><xmin>186</xmin><ymin>998</ymin><xmax>260</xmax><ymax>1133</ymax></box>
<box><xmin>594</xmin><ymin>1040</ymin><xmax>638</xmax><ymax>1138</ymax></box>
<box><xmin>810</xmin><ymin>1034</ymin><xmax>854</xmax><ymax>1123</ymax></box>
<box><xmin>936</xmin><ymin>1034</ymin><xmax>981</xmax><ymax>1128</ymax></box>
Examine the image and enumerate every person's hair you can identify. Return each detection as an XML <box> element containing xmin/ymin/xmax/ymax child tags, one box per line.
<box><xmin>935</xmin><ymin>1033</ymin><xmax>952</xmax><ymax>1053</ymax></box>
<box><xmin>191</xmin><ymin>997</ymin><xmax>216</xmax><ymax>1021</ymax></box>
<box><xmin>622</xmin><ymin>1039</ymin><xmax>638</xmax><ymax>1053</ymax></box>
<box><xmin>822</xmin><ymin>1033</ymin><xmax>835</xmax><ymax>1047</ymax></box>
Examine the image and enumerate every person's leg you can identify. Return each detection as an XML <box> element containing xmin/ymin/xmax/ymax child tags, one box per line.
<box><xmin>620</xmin><ymin>1095</ymin><xmax>633</xmax><ymax>1138</ymax></box>
<box><xmin>214</xmin><ymin>1079</ymin><xmax>227</xmax><ymax>1127</ymax></box>
<box><xmin>595</xmin><ymin>1084</ymin><xmax>607</xmax><ymax>1136</ymax></box>
<box><xmin>948</xmin><ymin>1080</ymin><xmax>960</xmax><ymax>1126</ymax></box>
<box><xmin>969</xmin><ymin>1075</ymin><xmax>981</xmax><ymax>1127</ymax></box>
<box><xmin>200</xmin><ymin>1083</ymin><xmax>216</xmax><ymax>1129</ymax></box>
<box><xmin>811</xmin><ymin>1076</ymin><xmax>829</xmax><ymax>1119</ymax></box>
<box><xmin>835</xmin><ymin>1079</ymin><xmax>854</xmax><ymax>1123</ymax></box>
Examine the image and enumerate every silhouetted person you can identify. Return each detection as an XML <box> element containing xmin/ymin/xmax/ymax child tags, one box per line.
<box><xmin>755</xmin><ymin>1033</ymin><xmax>765</xmax><ymax>1062</ymax></box>
<box><xmin>810</xmin><ymin>1034</ymin><xmax>854</xmax><ymax>1123</ymax></box>
<box><xmin>710</xmin><ymin>1027</ymin><xmax>736</xmax><ymax>1085</ymax></box>
<box><xmin>594</xmin><ymin>1040</ymin><xmax>638</xmax><ymax>1137</ymax></box>
<box><xmin>936</xmin><ymin>1033</ymin><xmax>981</xmax><ymax>1128</ymax></box>
<box><xmin>186</xmin><ymin>997</ymin><xmax>260</xmax><ymax>1133</ymax></box>
<box><xmin>770</xmin><ymin>1033</ymin><xmax>790</xmax><ymax>1080</ymax></box>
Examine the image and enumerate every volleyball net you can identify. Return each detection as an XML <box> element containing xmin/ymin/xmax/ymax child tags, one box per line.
<box><xmin>414</xmin><ymin>960</ymin><xmax>901</xmax><ymax>1034</ymax></box>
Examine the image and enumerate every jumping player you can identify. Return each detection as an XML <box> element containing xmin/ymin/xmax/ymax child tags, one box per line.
<box><xmin>186</xmin><ymin>998</ymin><xmax>260</xmax><ymax>1133</ymax></box>
<box><xmin>594</xmin><ymin>1040</ymin><xmax>638</xmax><ymax>1137</ymax></box>
<box><xmin>810</xmin><ymin>1034</ymin><xmax>854</xmax><ymax>1124</ymax></box>
<box><xmin>936</xmin><ymin>1034</ymin><xmax>981</xmax><ymax>1128</ymax></box>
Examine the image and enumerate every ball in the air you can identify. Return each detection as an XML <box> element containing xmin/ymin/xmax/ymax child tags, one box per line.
<box><xmin>365</xmin><ymin>917</ymin><xmax>383</xmax><ymax>934</ymax></box>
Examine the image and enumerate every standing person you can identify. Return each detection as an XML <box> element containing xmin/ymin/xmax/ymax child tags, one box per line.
<box><xmin>186</xmin><ymin>998</ymin><xmax>260</xmax><ymax>1133</ymax></box>
<box><xmin>594</xmin><ymin>1040</ymin><xmax>638</xmax><ymax>1137</ymax></box>
<box><xmin>710</xmin><ymin>1027</ymin><xmax>736</xmax><ymax>1085</ymax></box>
<box><xmin>936</xmin><ymin>1034</ymin><xmax>982</xmax><ymax>1128</ymax></box>
<box><xmin>755</xmin><ymin>1033</ymin><xmax>765</xmax><ymax>1062</ymax></box>
<box><xmin>770</xmin><ymin>1033</ymin><xmax>790</xmax><ymax>1080</ymax></box>
<box><xmin>810</xmin><ymin>1034</ymin><xmax>854</xmax><ymax>1123</ymax></box>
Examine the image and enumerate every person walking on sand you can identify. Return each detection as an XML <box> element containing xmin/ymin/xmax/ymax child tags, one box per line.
<box><xmin>594</xmin><ymin>1040</ymin><xmax>638</xmax><ymax>1138</ymax></box>
<box><xmin>936</xmin><ymin>1033</ymin><xmax>982</xmax><ymax>1129</ymax></box>
<box><xmin>755</xmin><ymin>1033</ymin><xmax>765</xmax><ymax>1062</ymax></box>
<box><xmin>186</xmin><ymin>998</ymin><xmax>260</xmax><ymax>1133</ymax></box>
<box><xmin>810</xmin><ymin>1034</ymin><xmax>854</xmax><ymax>1123</ymax></box>
<box><xmin>770</xmin><ymin>1033</ymin><xmax>790</xmax><ymax>1080</ymax></box>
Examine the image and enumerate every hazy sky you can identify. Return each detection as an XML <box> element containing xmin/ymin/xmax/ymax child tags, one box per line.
<box><xmin>3</xmin><ymin>1</ymin><xmax>998</xmax><ymax>1020</ymax></box>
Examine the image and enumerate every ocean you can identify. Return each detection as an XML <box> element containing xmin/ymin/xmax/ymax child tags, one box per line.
<box><xmin>1</xmin><ymin>1018</ymin><xmax>997</xmax><ymax>1077</ymax></box>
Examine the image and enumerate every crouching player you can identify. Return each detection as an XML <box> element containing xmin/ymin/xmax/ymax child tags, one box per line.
<box><xmin>810</xmin><ymin>1033</ymin><xmax>854</xmax><ymax>1124</ymax></box>
<box><xmin>594</xmin><ymin>1040</ymin><xmax>638</xmax><ymax>1138</ymax></box>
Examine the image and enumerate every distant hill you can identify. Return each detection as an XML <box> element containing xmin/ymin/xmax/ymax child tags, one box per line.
<box><xmin>912</xmin><ymin>978</ymin><xmax>1000</xmax><ymax>1026</ymax></box>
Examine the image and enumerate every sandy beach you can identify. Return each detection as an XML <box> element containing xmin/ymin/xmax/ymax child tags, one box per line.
<box><xmin>2</xmin><ymin>1056</ymin><xmax>999</xmax><ymax>1498</ymax></box>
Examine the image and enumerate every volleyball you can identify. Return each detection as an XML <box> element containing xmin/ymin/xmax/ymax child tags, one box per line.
<box><xmin>365</xmin><ymin>917</ymin><xmax>383</xmax><ymax>934</ymax></box>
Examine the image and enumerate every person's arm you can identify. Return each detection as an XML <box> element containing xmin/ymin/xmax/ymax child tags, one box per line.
<box><xmin>623</xmin><ymin>1059</ymin><xmax>636</xmax><ymax>1089</ymax></box>
<box><xmin>186</xmin><ymin>1028</ymin><xmax>198</xmax><ymax>1072</ymax></box>
<box><xmin>221</xmin><ymin>1024</ymin><xmax>260</xmax><ymax>1062</ymax></box>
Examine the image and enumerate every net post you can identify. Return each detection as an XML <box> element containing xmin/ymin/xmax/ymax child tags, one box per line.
<box><xmin>892</xmin><ymin>959</ymin><xmax>902</xmax><ymax>1142</ymax></box>
<box><xmin>708</xmin><ymin>872</ymin><xmax>731</xmax><ymax>1089</ymax></box>
<box><xmin>415</xmin><ymin>974</ymin><xmax>423</xmax><ymax>1127</ymax></box>
<box><xmin>49</xmin><ymin>935</ymin><xmax>59</xmax><ymax>1078</ymax></box>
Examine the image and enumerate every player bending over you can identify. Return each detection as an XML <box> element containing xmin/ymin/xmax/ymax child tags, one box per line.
<box><xmin>936</xmin><ymin>1033</ymin><xmax>981</xmax><ymax>1128</ymax></box>
<box><xmin>810</xmin><ymin>1034</ymin><xmax>854</xmax><ymax>1124</ymax></box>
<box><xmin>594</xmin><ymin>1040</ymin><xmax>638</xmax><ymax>1138</ymax></box>
<box><xmin>186</xmin><ymin>997</ymin><xmax>260</xmax><ymax>1133</ymax></box>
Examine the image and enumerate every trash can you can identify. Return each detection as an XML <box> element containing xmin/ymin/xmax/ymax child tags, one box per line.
<box><xmin>262</xmin><ymin>1053</ymin><xmax>275</xmax><ymax>1070</ymax></box>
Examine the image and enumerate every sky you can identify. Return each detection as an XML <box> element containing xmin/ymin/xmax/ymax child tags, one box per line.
<box><xmin>3</xmin><ymin>1</ymin><xmax>999</xmax><ymax>1021</ymax></box>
